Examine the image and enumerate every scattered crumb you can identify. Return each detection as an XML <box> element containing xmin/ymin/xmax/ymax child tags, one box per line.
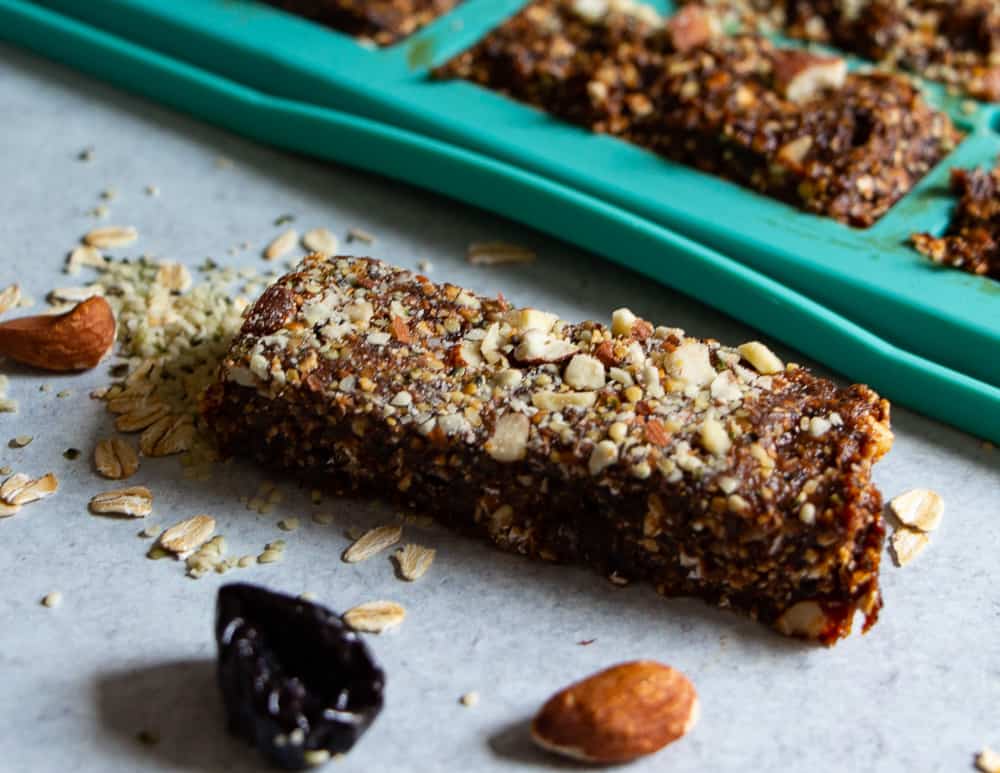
<box><xmin>78</xmin><ymin>147</ymin><xmax>95</xmax><ymax>161</ymax></box>
<box><xmin>264</xmin><ymin>229</ymin><xmax>298</xmax><ymax>261</ymax></box>
<box><xmin>9</xmin><ymin>435</ymin><xmax>32</xmax><ymax>448</ymax></box>
<box><xmin>312</xmin><ymin>512</ymin><xmax>334</xmax><ymax>526</ymax></box>
<box><xmin>577</xmin><ymin>639</ymin><xmax>596</xmax><ymax>646</ymax></box>
<box><xmin>41</xmin><ymin>591</ymin><xmax>62</xmax><ymax>608</ymax></box>
<box><xmin>347</xmin><ymin>227</ymin><xmax>375</xmax><ymax>244</ymax></box>
<box><xmin>416</xmin><ymin>259</ymin><xmax>433</xmax><ymax>274</ymax></box>
<box><xmin>342</xmin><ymin>600</ymin><xmax>405</xmax><ymax>634</ymax></box>
<box><xmin>890</xmin><ymin>528</ymin><xmax>929</xmax><ymax>567</ymax></box>
<box><xmin>889</xmin><ymin>489</ymin><xmax>944</xmax><ymax>532</ymax></box>
<box><xmin>56</xmin><ymin>390</ymin><xmax>72</xmax><ymax>399</ymax></box>
<box><xmin>467</xmin><ymin>241</ymin><xmax>535</xmax><ymax>266</ymax></box>
<box><xmin>100</xmin><ymin>188</ymin><xmax>117</xmax><ymax>202</ymax></box>
<box><xmin>459</xmin><ymin>692</ymin><xmax>480</xmax><ymax>708</ymax></box>
<box><xmin>214</xmin><ymin>156</ymin><xmax>233</xmax><ymax>169</ymax></box>
<box><xmin>977</xmin><ymin>747</ymin><xmax>1000</xmax><ymax>773</ymax></box>
<box><xmin>144</xmin><ymin>185</ymin><xmax>160</xmax><ymax>197</ymax></box>
<box><xmin>274</xmin><ymin>213</ymin><xmax>296</xmax><ymax>227</ymax></box>
<box><xmin>62</xmin><ymin>448</ymin><xmax>81</xmax><ymax>460</ymax></box>
<box><xmin>393</xmin><ymin>544</ymin><xmax>436</xmax><ymax>581</ymax></box>
<box><xmin>343</xmin><ymin>525</ymin><xmax>402</xmax><ymax>563</ymax></box>
<box><xmin>277</xmin><ymin>518</ymin><xmax>300</xmax><ymax>532</ymax></box>
<box><xmin>299</xmin><ymin>591</ymin><xmax>318</xmax><ymax>602</ymax></box>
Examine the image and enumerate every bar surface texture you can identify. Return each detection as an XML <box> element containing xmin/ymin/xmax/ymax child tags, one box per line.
<box><xmin>262</xmin><ymin>0</ymin><xmax>462</xmax><ymax>45</ymax></box>
<box><xmin>202</xmin><ymin>255</ymin><xmax>893</xmax><ymax>643</ymax></box>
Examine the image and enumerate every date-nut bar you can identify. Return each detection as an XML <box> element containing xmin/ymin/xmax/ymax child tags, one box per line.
<box><xmin>202</xmin><ymin>255</ymin><xmax>893</xmax><ymax>644</ymax></box>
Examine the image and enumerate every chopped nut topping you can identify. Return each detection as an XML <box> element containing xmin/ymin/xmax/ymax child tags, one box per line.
<box><xmin>486</xmin><ymin>413</ymin><xmax>531</xmax><ymax>462</ymax></box>
<box><xmin>889</xmin><ymin>488</ymin><xmax>943</xmax><ymax>532</ymax></box>
<box><xmin>94</xmin><ymin>437</ymin><xmax>140</xmax><ymax>479</ymax></box>
<box><xmin>737</xmin><ymin>341</ymin><xmax>784</xmax><ymax>375</ymax></box>
<box><xmin>343</xmin><ymin>524</ymin><xmax>403</xmax><ymax>563</ymax></box>
<box><xmin>89</xmin><ymin>486</ymin><xmax>154</xmax><ymax>518</ymax></box>
<box><xmin>342</xmin><ymin>600</ymin><xmax>406</xmax><ymax>633</ymax></box>
<box><xmin>394</xmin><ymin>544</ymin><xmax>436</xmax><ymax>581</ymax></box>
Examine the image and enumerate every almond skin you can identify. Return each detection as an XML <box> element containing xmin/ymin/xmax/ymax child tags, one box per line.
<box><xmin>0</xmin><ymin>296</ymin><xmax>115</xmax><ymax>371</ymax></box>
<box><xmin>531</xmin><ymin>660</ymin><xmax>699</xmax><ymax>764</ymax></box>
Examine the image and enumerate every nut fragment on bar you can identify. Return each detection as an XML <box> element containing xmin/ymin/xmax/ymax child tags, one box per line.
<box><xmin>203</xmin><ymin>255</ymin><xmax>894</xmax><ymax>644</ymax></box>
<box><xmin>159</xmin><ymin>514</ymin><xmax>216</xmax><ymax>557</ymax></box>
<box><xmin>342</xmin><ymin>600</ymin><xmax>406</xmax><ymax>633</ymax></box>
<box><xmin>772</xmin><ymin>50</ymin><xmax>847</xmax><ymax>103</ymax></box>
<box><xmin>89</xmin><ymin>486</ymin><xmax>154</xmax><ymax>518</ymax></box>
<box><xmin>531</xmin><ymin>661</ymin><xmax>698</xmax><ymax>763</ymax></box>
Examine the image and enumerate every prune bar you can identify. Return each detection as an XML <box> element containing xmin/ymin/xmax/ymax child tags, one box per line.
<box><xmin>913</xmin><ymin>165</ymin><xmax>1000</xmax><ymax>279</ymax></box>
<box><xmin>689</xmin><ymin>0</ymin><xmax>1000</xmax><ymax>102</ymax></box>
<box><xmin>203</xmin><ymin>255</ymin><xmax>894</xmax><ymax>643</ymax></box>
<box><xmin>262</xmin><ymin>0</ymin><xmax>462</xmax><ymax>45</ymax></box>
<box><xmin>434</xmin><ymin>0</ymin><xmax>960</xmax><ymax>227</ymax></box>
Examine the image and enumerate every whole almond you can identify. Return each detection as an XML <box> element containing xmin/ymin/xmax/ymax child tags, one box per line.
<box><xmin>531</xmin><ymin>661</ymin><xmax>699</xmax><ymax>764</ymax></box>
<box><xmin>0</xmin><ymin>296</ymin><xmax>115</xmax><ymax>371</ymax></box>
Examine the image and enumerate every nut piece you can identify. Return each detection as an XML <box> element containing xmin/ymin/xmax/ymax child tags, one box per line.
<box><xmin>264</xmin><ymin>229</ymin><xmax>298</xmax><ymax>260</ymax></box>
<box><xmin>531</xmin><ymin>661</ymin><xmax>699</xmax><ymax>764</ymax></box>
<box><xmin>343</xmin><ymin>524</ymin><xmax>403</xmax><ymax>563</ymax></box>
<box><xmin>666</xmin><ymin>4</ymin><xmax>720</xmax><ymax>52</ymax></box>
<box><xmin>342</xmin><ymin>600</ymin><xmax>406</xmax><ymax>634</ymax></box>
<box><xmin>774</xmin><ymin>600</ymin><xmax>829</xmax><ymax>639</ymax></box>
<box><xmin>890</xmin><ymin>528</ymin><xmax>929</xmax><ymax>567</ymax></box>
<box><xmin>139</xmin><ymin>414</ymin><xmax>195</xmax><ymax>457</ymax></box>
<box><xmin>83</xmin><ymin>225</ymin><xmax>138</xmax><ymax>249</ymax></box>
<box><xmin>564</xmin><ymin>354</ymin><xmax>606</xmax><ymax>391</ymax></box>
<box><xmin>889</xmin><ymin>488</ymin><xmax>943</xmax><ymax>532</ymax></box>
<box><xmin>514</xmin><ymin>329</ymin><xmax>578</xmax><ymax>364</ymax></box>
<box><xmin>302</xmin><ymin>227</ymin><xmax>339</xmax><ymax>255</ymax></box>
<box><xmin>393</xmin><ymin>544</ymin><xmax>436</xmax><ymax>581</ymax></box>
<box><xmin>486</xmin><ymin>413</ymin><xmax>531</xmax><ymax>462</ymax></box>
<box><xmin>0</xmin><ymin>472</ymin><xmax>58</xmax><ymax>506</ymax></box>
<box><xmin>94</xmin><ymin>437</ymin><xmax>140</xmax><ymax>479</ymax></box>
<box><xmin>0</xmin><ymin>296</ymin><xmax>116</xmax><ymax>371</ymax></box>
<box><xmin>89</xmin><ymin>486</ymin><xmax>153</xmax><ymax>518</ymax></box>
<box><xmin>773</xmin><ymin>51</ymin><xmax>847</xmax><ymax>103</ymax></box>
<box><xmin>737</xmin><ymin>341</ymin><xmax>784</xmax><ymax>375</ymax></box>
<box><xmin>159</xmin><ymin>514</ymin><xmax>216</xmax><ymax>557</ymax></box>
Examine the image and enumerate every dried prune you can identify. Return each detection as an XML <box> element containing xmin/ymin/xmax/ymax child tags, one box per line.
<box><xmin>216</xmin><ymin>583</ymin><xmax>385</xmax><ymax>769</ymax></box>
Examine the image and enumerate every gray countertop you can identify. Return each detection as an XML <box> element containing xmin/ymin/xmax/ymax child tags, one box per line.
<box><xmin>1</xmin><ymin>43</ymin><xmax>998</xmax><ymax>773</ymax></box>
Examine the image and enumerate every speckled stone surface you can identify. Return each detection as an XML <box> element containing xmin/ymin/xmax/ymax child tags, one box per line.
<box><xmin>1</xmin><ymin>43</ymin><xmax>998</xmax><ymax>773</ymax></box>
